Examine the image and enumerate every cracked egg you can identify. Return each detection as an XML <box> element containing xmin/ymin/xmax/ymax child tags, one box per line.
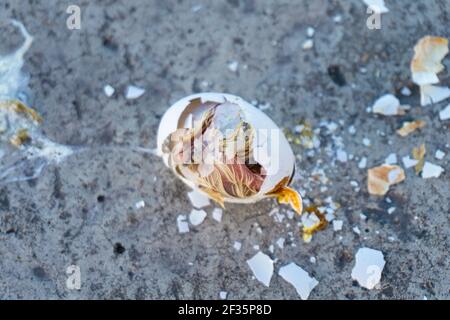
<box><xmin>157</xmin><ymin>93</ymin><xmax>302</xmax><ymax>215</ymax></box>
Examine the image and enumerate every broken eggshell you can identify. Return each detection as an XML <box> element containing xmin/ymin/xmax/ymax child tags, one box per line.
<box><xmin>157</xmin><ymin>93</ymin><xmax>302</xmax><ymax>214</ymax></box>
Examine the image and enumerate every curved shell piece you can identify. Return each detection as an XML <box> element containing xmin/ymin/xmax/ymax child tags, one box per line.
<box><xmin>157</xmin><ymin>93</ymin><xmax>302</xmax><ymax>213</ymax></box>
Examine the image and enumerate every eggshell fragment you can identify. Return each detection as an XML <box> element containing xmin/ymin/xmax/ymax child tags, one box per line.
<box><xmin>368</xmin><ymin>165</ymin><xmax>405</xmax><ymax>196</ymax></box>
<box><xmin>420</xmin><ymin>85</ymin><xmax>450</xmax><ymax>106</ymax></box>
<box><xmin>278</xmin><ymin>263</ymin><xmax>318</xmax><ymax>300</ymax></box>
<box><xmin>157</xmin><ymin>93</ymin><xmax>302</xmax><ymax>214</ymax></box>
<box><xmin>351</xmin><ymin>248</ymin><xmax>385</xmax><ymax>290</ymax></box>
<box><xmin>411</xmin><ymin>36</ymin><xmax>448</xmax><ymax>86</ymax></box>
<box><xmin>396</xmin><ymin>120</ymin><xmax>426</xmax><ymax>137</ymax></box>
<box><xmin>246</xmin><ymin>251</ymin><xmax>274</xmax><ymax>287</ymax></box>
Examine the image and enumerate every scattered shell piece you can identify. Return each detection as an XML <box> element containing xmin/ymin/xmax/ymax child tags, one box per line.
<box><xmin>435</xmin><ymin>150</ymin><xmax>445</xmax><ymax>160</ymax></box>
<box><xmin>219</xmin><ymin>291</ymin><xmax>227</xmax><ymax>300</ymax></box>
<box><xmin>135</xmin><ymin>200</ymin><xmax>145</xmax><ymax>209</ymax></box>
<box><xmin>333</xmin><ymin>15</ymin><xmax>342</xmax><ymax>23</ymax></box>
<box><xmin>401</xmin><ymin>87</ymin><xmax>412</xmax><ymax>96</ymax></box>
<box><xmin>358</xmin><ymin>157</ymin><xmax>367</xmax><ymax>169</ymax></box>
<box><xmin>372</xmin><ymin>94</ymin><xmax>407</xmax><ymax>116</ymax></box>
<box><xmin>103</xmin><ymin>84</ymin><xmax>115</xmax><ymax>97</ymax></box>
<box><xmin>246</xmin><ymin>251</ymin><xmax>274</xmax><ymax>287</ymax></box>
<box><xmin>351</xmin><ymin>247</ymin><xmax>385</xmax><ymax>290</ymax></box>
<box><xmin>233</xmin><ymin>241</ymin><xmax>242</xmax><ymax>251</ymax></box>
<box><xmin>387</xmin><ymin>207</ymin><xmax>396</xmax><ymax>214</ymax></box>
<box><xmin>177</xmin><ymin>215</ymin><xmax>189</xmax><ymax>233</ymax></box>
<box><xmin>125</xmin><ymin>85</ymin><xmax>145</xmax><ymax>100</ymax></box>
<box><xmin>278</xmin><ymin>263</ymin><xmax>318</xmax><ymax>300</ymax></box>
<box><xmin>363</xmin><ymin>138</ymin><xmax>371</xmax><ymax>146</ymax></box>
<box><xmin>309</xmin><ymin>257</ymin><xmax>316</xmax><ymax>264</ymax></box>
<box><xmin>363</xmin><ymin>0</ymin><xmax>389</xmax><ymax>14</ymax></box>
<box><xmin>189</xmin><ymin>209</ymin><xmax>207</xmax><ymax>226</ymax></box>
<box><xmin>302</xmin><ymin>39</ymin><xmax>314</xmax><ymax>50</ymax></box>
<box><xmin>384</xmin><ymin>153</ymin><xmax>397</xmax><ymax>165</ymax></box>
<box><xmin>306</xmin><ymin>27</ymin><xmax>315</xmax><ymax>37</ymax></box>
<box><xmin>336</xmin><ymin>149</ymin><xmax>348</xmax><ymax>162</ymax></box>
<box><xmin>353</xmin><ymin>226</ymin><xmax>361</xmax><ymax>235</ymax></box>
<box><xmin>212</xmin><ymin>208</ymin><xmax>223</xmax><ymax>222</ymax></box>
<box><xmin>439</xmin><ymin>104</ymin><xmax>450</xmax><ymax>120</ymax></box>
<box><xmin>411</xmin><ymin>36</ymin><xmax>448</xmax><ymax>86</ymax></box>
<box><xmin>333</xmin><ymin>220</ymin><xmax>343</xmax><ymax>231</ymax></box>
<box><xmin>227</xmin><ymin>60</ymin><xmax>239</xmax><ymax>72</ymax></box>
<box><xmin>421</xmin><ymin>162</ymin><xmax>444</xmax><ymax>179</ymax></box>
<box><xmin>420</xmin><ymin>85</ymin><xmax>450</xmax><ymax>106</ymax></box>
<box><xmin>276</xmin><ymin>237</ymin><xmax>285</xmax><ymax>249</ymax></box>
<box><xmin>187</xmin><ymin>190</ymin><xmax>211</xmax><ymax>208</ymax></box>
<box><xmin>368</xmin><ymin>165</ymin><xmax>405</xmax><ymax>196</ymax></box>
<box><xmin>396</xmin><ymin>120</ymin><xmax>426</xmax><ymax>137</ymax></box>
<box><xmin>412</xmin><ymin>144</ymin><xmax>426</xmax><ymax>174</ymax></box>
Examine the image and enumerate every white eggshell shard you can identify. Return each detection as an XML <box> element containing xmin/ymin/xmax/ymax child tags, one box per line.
<box><xmin>157</xmin><ymin>93</ymin><xmax>300</xmax><ymax>212</ymax></box>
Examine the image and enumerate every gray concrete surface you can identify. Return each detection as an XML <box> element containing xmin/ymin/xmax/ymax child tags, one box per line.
<box><xmin>0</xmin><ymin>0</ymin><xmax>449</xmax><ymax>299</ymax></box>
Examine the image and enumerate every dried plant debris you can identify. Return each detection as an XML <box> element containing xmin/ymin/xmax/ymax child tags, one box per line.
<box><xmin>278</xmin><ymin>263</ymin><xmax>318</xmax><ymax>300</ymax></box>
<box><xmin>0</xmin><ymin>22</ymin><xmax>73</xmax><ymax>184</ymax></box>
<box><xmin>396</xmin><ymin>120</ymin><xmax>426</xmax><ymax>137</ymax></box>
<box><xmin>372</xmin><ymin>94</ymin><xmax>408</xmax><ymax>116</ymax></box>
<box><xmin>351</xmin><ymin>248</ymin><xmax>385</xmax><ymax>290</ymax></box>
<box><xmin>157</xmin><ymin>93</ymin><xmax>303</xmax><ymax>217</ymax></box>
<box><xmin>301</xmin><ymin>206</ymin><xmax>328</xmax><ymax>243</ymax></box>
<box><xmin>368</xmin><ymin>165</ymin><xmax>405</xmax><ymax>196</ymax></box>
<box><xmin>246</xmin><ymin>251</ymin><xmax>274</xmax><ymax>287</ymax></box>
<box><xmin>412</xmin><ymin>144</ymin><xmax>426</xmax><ymax>174</ymax></box>
<box><xmin>411</xmin><ymin>36</ymin><xmax>448</xmax><ymax>86</ymax></box>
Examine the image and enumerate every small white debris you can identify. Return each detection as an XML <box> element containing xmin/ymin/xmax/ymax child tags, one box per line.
<box><xmin>258</xmin><ymin>102</ymin><xmax>271</xmax><ymax>111</ymax></box>
<box><xmin>227</xmin><ymin>60</ymin><xmax>239</xmax><ymax>73</ymax></box>
<box><xmin>421</xmin><ymin>162</ymin><xmax>444</xmax><ymax>179</ymax></box>
<box><xmin>358</xmin><ymin>157</ymin><xmax>368</xmax><ymax>169</ymax></box>
<box><xmin>350</xmin><ymin>180</ymin><xmax>359</xmax><ymax>188</ymax></box>
<box><xmin>269</xmin><ymin>245</ymin><xmax>274</xmax><ymax>253</ymax></box>
<box><xmin>125</xmin><ymin>85</ymin><xmax>145</xmax><ymax>100</ymax></box>
<box><xmin>351</xmin><ymin>247</ymin><xmax>386</xmax><ymax>290</ymax></box>
<box><xmin>278</xmin><ymin>263</ymin><xmax>318</xmax><ymax>300</ymax></box>
<box><xmin>384</xmin><ymin>153</ymin><xmax>398</xmax><ymax>165</ymax></box>
<box><xmin>363</xmin><ymin>0</ymin><xmax>389</xmax><ymax>14</ymax></box>
<box><xmin>348</xmin><ymin>125</ymin><xmax>357</xmax><ymax>135</ymax></box>
<box><xmin>191</xmin><ymin>4</ymin><xmax>203</xmax><ymax>12</ymax></box>
<box><xmin>360</xmin><ymin>213</ymin><xmax>367</xmax><ymax>220</ymax></box>
<box><xmin>333</xmin><ymin>15</ymin><xmax>342</xmax><ymax>23</ymax></box>
<box><xmin>439</xmin><ymin>104</ymin><xmax>450</xmax><ymax>120</ymax></box>
<box><xmin>103</xmin><ymin>84</ymin><xmax>115</xmax><ymax>97</ymax></box>
<box><xmin>401</xmin><ymin>87</ymin><xmax>412</xmax><ymax>96</ymax></box>
<box><xmin>276</xmin><ymin>237</ymin><xmax>285</xmax><ymax>249</ymax></box>
<box><xmin>435</xmin><ymin>150</ymin><xmax>446</xmax><ymax>160</ymax></box>
<box><xmin>212</xmin><ymin>208</ymin><xmax>223</xmax><ymax>222</ymax></box>
<box><xmin>372</xmin><ymin>94</ymin><xmax>404</xmax><ymax>116</ymax></box>
<box><xmin>309</xmin><ymin>257</ymin><xmax>316</xmax><ymax>264</ymax></box>
<box><xmin>219</xmin><ymin>291</ymin><xmax>227</xmax><ymax>300</ymax></box>
<box><xmin>420</xmin><ymin>85</ymin><xmax>450</xmax><ymax>106</ymax></box>
<box><xmin>247</xmin><ymin>252</ymin><xmax>274</xmax><ymax>287</ymax></box>
<box><xmin>253</xmin><ymin>245</ymin><xmax>260</xmax><ymax>251</ymax></box>
<box><xmin>177</xmin><ymin>215</ymin><xmax>189</xmax><ymax>233</ymax></box>
<box><xmin>189</xmin><ymin>209</ymin><xmax>207</xmax><ymax>226</ymax></box>
<box><xmin>233</xmin><ymin>241</ymin><xmax>242</xmax><ymax>251</ymax></box>
<box><xmin>363</xmin><ymin>138</ymin><xmax>371</xmax><ymax>146</ymax></box>
<box><xmin>302</xmin><ymin>39</ymin><xmax>314</xmax><ymax>50</ymax></box>
<box><xmin>353</xmin><ymin>226</ymin><xmax>361</xmax><ymax>235</ymax></box>
<box><xmin>388</xmin><ymin>207</ymin><xmax>396</xmax><ymax>214</ymax></box>
<box><xmin>336</xmin><ymin>149</ymin><xmax>348</xmax><ymax>162</ymax></box>
<box><xmin>306</xmin><ymin>27</ymin><xmax>315</xmax><ymax>37</ymax></box>
<box><xmin>333</xmin><ymin>220</ymin><xmax>343</xmax><ymax>231</ymax></box>
<box><xmin>187</xmin><ymin>190</ymin><xmax>210</xmax><ymax>208</ymax></box>
<box><xmin>135</xmin><ymin>200</ymin><xmax>145</xmax><ymax>209</ymax></box>
<box><xmin>402</xmin><ymin>156</ymin><xmax>419</xmax><ymax>168</ymax></box>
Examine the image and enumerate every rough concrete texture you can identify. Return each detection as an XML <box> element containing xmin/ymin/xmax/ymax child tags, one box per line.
<box><xmin>0</xmin><ymin>0</ymin><xmax>449</xmax><ymax>299</ymax></box>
